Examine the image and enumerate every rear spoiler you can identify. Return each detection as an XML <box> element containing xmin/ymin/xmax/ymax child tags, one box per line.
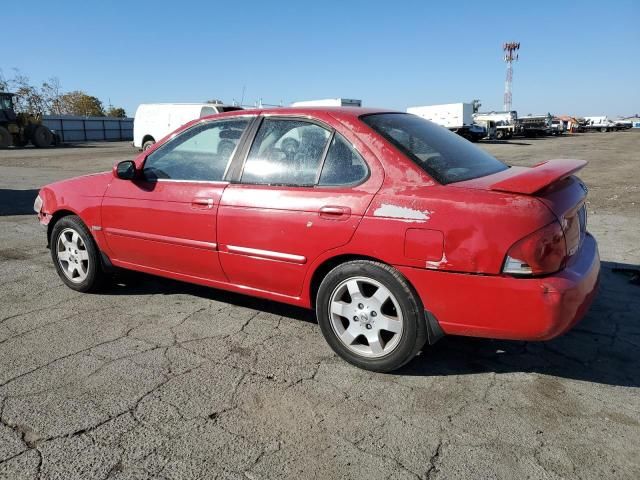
<box><xmin>489</xmin><ymin>159</ymin><xmax>587</xmax><ymax>194</ymax></box>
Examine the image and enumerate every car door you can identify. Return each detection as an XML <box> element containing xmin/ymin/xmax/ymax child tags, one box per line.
<box><xmin>101</xmin><ymin>116</ymin><xmax>252</xmax><ymax>281</ymax></box>
<box><xmin>217</xmin><ymin>116</ymin><xmax>374</xmax><ymax>298</ymax></box>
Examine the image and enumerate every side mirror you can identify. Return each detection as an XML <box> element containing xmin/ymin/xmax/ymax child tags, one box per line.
<box><xmin>115</xmin><ymin>160</ymin><xmax>137</xmax><ymax>180</ymax></box>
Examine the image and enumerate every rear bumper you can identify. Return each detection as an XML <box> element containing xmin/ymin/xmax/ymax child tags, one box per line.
<box><xmin>398</xmin><ymin>233</ymin><xmax>600</xmax><ymax>341</ymax></box>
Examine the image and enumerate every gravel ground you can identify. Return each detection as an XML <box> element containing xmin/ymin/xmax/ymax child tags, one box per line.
<box><xmin>0</xmin><ymin>132</ymin><xmax>638</xmax><ymax>479</ymax></box>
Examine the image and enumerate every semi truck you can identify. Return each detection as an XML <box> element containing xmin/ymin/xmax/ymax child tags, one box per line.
<box><xmin>472</xmin><ymin>111</ymin><xmax>520</xmax><ymax>139</ymax></box>
<box><xmin>583</xmin><ymin>116</ymin><xmax>619</xmax><ymax>132</ymax></box>
<box><xmin>407</xmin><ymin>103</ymin><xmax>486</xmax><ymax>142</ymax></box>
<box><xmin>518</xmin><ymin>114</ymin><xmax>553</xmax><ymax>137</ymax></box>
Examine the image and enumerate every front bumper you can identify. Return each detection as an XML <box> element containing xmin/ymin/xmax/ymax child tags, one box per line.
<box><xmin>398</xmin><ymin>233</ymin><xmax>600</xmax><ymax>341</ymax></box>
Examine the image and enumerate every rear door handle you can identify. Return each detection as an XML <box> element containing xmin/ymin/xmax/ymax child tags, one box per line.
<box><xmin>319</xmin><ymin>205</ymin><xmax>351</xmax><ymax>219</ymax></box>
<box><xmin>192</xmin><ymin>198</ymin><xmax>214</xmax><ymax>209</ymax></box>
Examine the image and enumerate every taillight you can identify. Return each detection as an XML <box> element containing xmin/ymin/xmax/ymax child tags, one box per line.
<box><xmin>503</xmin><ymin>222</ymin><xmax>567</xmax><ymax>276</ymax></box>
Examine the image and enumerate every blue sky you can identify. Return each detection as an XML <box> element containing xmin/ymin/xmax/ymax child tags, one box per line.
<box><xmin>4</xmin><ymin>0</ymin><xmax>639</xmax><ymax>117</ymax></box>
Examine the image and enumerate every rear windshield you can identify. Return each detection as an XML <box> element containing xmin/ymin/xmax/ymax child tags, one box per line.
<box><xmin>361</xmin><ymin>113</ymin><xmax>508</xmax><ymax>184</ymax></box>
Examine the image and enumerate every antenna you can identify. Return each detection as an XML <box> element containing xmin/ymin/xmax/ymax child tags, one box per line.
<box><xmin>503</xmin><ymin>42</ymin><xmax>520</xmax><ymax>112</ymax></box>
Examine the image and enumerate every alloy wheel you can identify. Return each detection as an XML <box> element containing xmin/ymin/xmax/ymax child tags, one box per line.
<box><xmin>328</xmin><ymin>276</ymin><xmax>404</xmax><ymax>358</ymax></box>
<box><xmin>56</xmin><ymin>228</ymin><xmax>90</xmax><ymax>283</ymax></box>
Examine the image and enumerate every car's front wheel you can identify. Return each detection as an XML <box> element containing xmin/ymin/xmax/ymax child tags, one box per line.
<box><xmin>316</xmin><ymin>260</ymin><xmax>427</xmax><ymax>372</ymax></box>
<box><xmin>51</xmin><ymin>215</ymin><xmax>104</xmax><ymax>292</ymax></box>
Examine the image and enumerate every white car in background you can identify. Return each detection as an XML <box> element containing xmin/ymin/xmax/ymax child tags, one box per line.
<box><xmin>133</xmin><ymin>103</ymin><xmax>242</xmax><ymax>151</ymax></box>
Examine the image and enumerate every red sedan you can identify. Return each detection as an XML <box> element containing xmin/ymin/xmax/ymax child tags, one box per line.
<box><xmin>35</xmin><ymin>108</ymin><xmax>600</xmax><ymax>372</ymax></box>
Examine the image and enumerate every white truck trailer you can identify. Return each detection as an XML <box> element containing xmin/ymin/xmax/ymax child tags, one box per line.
<box><xmin>291</xmin><ymin>98</ymin><xmax>362</xmax><ymax>107</ymax></box>
<box><xmin>407</xmin><ymin>103</ymin><xmax>485</xmax><ymax>142</ymax></box>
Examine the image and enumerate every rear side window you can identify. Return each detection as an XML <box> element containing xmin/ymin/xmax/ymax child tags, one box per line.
<box><xmin>318</xmin><ymin>134</ymin><xmax>368</xmax><ymax>186</ymax></box>
<box><xmin>241</xmin><ymin>119</ymin><xmax>331</xmax><ymax>185</ymax></box>
<box><xmin>362</xmin><ymin>113</ymin><xmax>507</xmax><ymax>184</ymax></box>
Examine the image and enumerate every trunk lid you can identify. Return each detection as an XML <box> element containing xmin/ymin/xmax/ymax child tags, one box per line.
<box><xmin>455</xmin><ymin>159</ymin><xmax>589</xmax><ymax>261</ymax></box>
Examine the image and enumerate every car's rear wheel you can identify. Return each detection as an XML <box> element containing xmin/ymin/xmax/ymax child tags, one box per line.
<box><xmin>316</xmin><ymin>260</ymin><xmax>427</xmax><ymax>372</ymax></box>
<box><xmin>51</xmin><ymin>215</ymin><xmax>104</xmax><ymax>292</ymax></box>
<box><xmin>142</xmin><ymin>139</ymin><xmax>155</xmax><ymax>151</ymax></box>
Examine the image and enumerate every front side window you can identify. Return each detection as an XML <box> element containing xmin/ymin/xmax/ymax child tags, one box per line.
<box><xmin>241</xmin><ymin>119</ymin><xmax>331</xmax><ymax>185</ymax></box>
<box><xmin>362</xmin><ymin>113</ymin><xmax>508</xmax><ymax>184</ymax></box>
<box><xmin>143</xmin><ymin>118</ymin><xmax>249</xmax><ymax>181</ymax></box>
<box><xmin>318</xmin><ymin>134</ymin><xmax>368</xmax><ymax>186</ymax></box>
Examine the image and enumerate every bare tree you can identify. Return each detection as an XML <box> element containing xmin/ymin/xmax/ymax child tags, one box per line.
<box><xmin>10</xmin><ymin>70</ymin><xmax>49</xmax><ymax>114</ymax></box>
<box><xmin>41</xmin><ymin>77</ymin><xmax>64</xmax><ymax>114</ymax></box>
<box><xmin>1</xmin><ymin>68</ymin><xmax>121</xmax><ymax>118</ymax></box>
<box><xmin>472</xmin><ymin>99</ymin><xmax>482</xmax><ymax>113</ymax></box>
<box><xmin>0</xmin><ymin>70</ymin><xmax>9</xmax><ymax>92</ymax></box>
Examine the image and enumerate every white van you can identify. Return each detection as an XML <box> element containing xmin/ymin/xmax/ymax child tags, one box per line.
<box><xmin>133</xmin><ymin>103</ymin><xmax>242</xmax><ymax>150</ymax></box>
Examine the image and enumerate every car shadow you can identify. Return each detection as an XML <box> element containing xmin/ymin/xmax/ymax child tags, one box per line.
<box><xmin>0</xmin><ymin>189</ymin><xmax>39</xmax><ymax>216</ymax></box>
<box><xmin>398</xmin><ymin>261</ymin><xmax>639</xmax><ymax>388</ymax></box>
<box><xmin>102</xmin><ymin>261</ymin><xmax>638</xmax><ymax>387</ymax></box>
<box><xmin>104</xmin><ymin>270</ymin><xmax>317</xmax><ymax>324</ymax></box>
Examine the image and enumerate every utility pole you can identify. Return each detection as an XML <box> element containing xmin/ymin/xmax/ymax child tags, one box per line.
<box><xmin>503</xmin><ymin>42</ymin><xmax>520</xmax><ymax>112</ymax></box>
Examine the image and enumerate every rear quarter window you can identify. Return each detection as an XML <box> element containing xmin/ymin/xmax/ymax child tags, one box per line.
<box><xmin>361</xmin><ymin>113</ymin><xmax>507</xmax><ymax>184</ymax></box>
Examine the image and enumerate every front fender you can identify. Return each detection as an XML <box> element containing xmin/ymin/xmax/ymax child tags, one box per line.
<box><xmin>38</xmin><ymin>172</ymin><xmax>112</xmax><ymax>250</ymax></box>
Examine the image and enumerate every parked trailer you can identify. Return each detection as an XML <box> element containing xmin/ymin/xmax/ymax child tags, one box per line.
<box><xmin>291</xmin><ymin>98</ymin><xmax>362</xmax><ymax>107</ymax></box>
<box><xmin>133</xmin><ymin>103</ymin><xmax>242</xmax><ymax>151</ymax></box>
<box><xmin>407</xmin><ymin>103</ymin><xmax>485</xmax><ymax>142</ymax></box>
<box><xmin>583</xmin><ymin>116</ymin><xmax>619</xmax><ymax>132</ymax></box>
<box><xmin>43</xmin><ymin>116</ymin><xmax>133</xmax><ymax>144</ymax></box>
<box><xmin>472</xmin><ymin>111</ymin><xmax>520</xmax><ymax>139</ymax></box>
<box><xmin>518</xmin><ymin>114</ymin><xmax>553</xmax><ymax>137</ymax></box>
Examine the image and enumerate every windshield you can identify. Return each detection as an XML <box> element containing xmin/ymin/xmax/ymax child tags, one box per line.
<box><xmin>361</xmin><ymin>113</ymin><xmax>508</xmax><ymax>184</ymax></box>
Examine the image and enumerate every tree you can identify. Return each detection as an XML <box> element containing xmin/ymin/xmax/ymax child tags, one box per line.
<box><xmin>41</xmin><ymin>77</ymin><xmax>64</xmax><ymax>114</ymax></box>
<box><xmin>206</xmin><ymin>99</ymin><xmax>223</xmax><ymax>104</ymax></box>
<box><xmin>472</xmin><ymin>99</ymin><xmax>482</xmax><ymax>113</ymax></box>
<box><xmin>59</xmin><ymin>91</ymin><xmax>105</xmax><ymax>116</ymax></box>
<box><xmin>10</xmin><ymin>70</ymin><xmax>49</xmax><ymax>114</ymax></box>
<box><xmin>0</xmin><ymin>69</ymin><xmax>63</xmax><ymax>115</ymax></box>
<box><xmin>106</xmin><ymin>107</ymin><xmax>127</xmax><ymax>118</ymax></box>
<box><xmin>0</xmin><ymin>70</ymin><xmax>8</xmax><ymax>92</ymax></box>
<box><xmin>0</xmin><ymin>68</ymin><xmax>121</xmax><ymax>118</ymax></box>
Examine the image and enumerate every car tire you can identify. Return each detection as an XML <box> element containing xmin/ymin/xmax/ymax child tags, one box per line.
<box><xmin>32</xmin><ymin>125</ymin><xmax>53</xmax><ymax>148</ymax></box>
<box><xmin>0</xmin><ymin>126</ymin><xmax>11</xmax><ymax>149</ymax></box>
<box><xmin>316</xmin><ymin>260</ymin><xmax>427</xmax><ymax>372</ymax></box>
<box><xmin>50</xmin><ymin>215</ymin><xmax>105</xmax><ymax>292</ymax></box>
<box><xmin>142</xmin><ymin>139</ymin><xmax>155</xmax><ymax>151</ymax></box>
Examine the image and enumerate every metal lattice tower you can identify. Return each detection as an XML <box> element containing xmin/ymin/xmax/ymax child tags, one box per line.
<box><xmin>503</xmin><ymin>42</ymin><xmax>520</xmax><ymax>112</ymax></box>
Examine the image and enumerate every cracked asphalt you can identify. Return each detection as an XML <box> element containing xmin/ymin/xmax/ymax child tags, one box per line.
<box><xmin>1</xmin><ymin>133</ymin><xmax>639</xmax><ymax>479</ymax></box>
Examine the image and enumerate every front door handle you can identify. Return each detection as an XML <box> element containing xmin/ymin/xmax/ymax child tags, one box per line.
<box><xmin>192</xmin><ymin>198</ymin><xmax>214</xmax><ymax>209</ymax></box>
<box><xmin>319</xmin><ymin>205</ymin><xmax>351</xmax><ymax>219</ymax></box>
